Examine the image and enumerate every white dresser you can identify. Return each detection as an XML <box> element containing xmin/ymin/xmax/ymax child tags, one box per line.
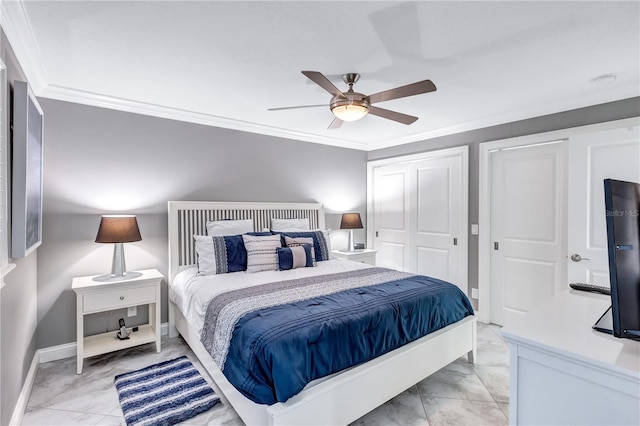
<box><xmin>501</xmin><ymin>290</ymin><xmax>640</xmax><ymax>425</ymax></box>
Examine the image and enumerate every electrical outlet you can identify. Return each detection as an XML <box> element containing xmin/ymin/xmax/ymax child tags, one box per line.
<box><xmin>471</xmin><ymin>224</ymin><xmax>479</xmax><ymax>235</ymax></box>
<box><xmin>127</xmin><ymin>306</ymin><xmax>137</xmax><ymax>317</ymax></box>
<box><xmin>471</xmin><ymin>288</ymin><xmax>479</xmax><ymax>299</ymax></box>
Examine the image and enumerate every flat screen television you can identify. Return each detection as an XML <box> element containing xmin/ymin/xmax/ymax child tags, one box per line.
<box><xmin>594</xmin><ymin>178</ymin><xmax>640</xmax><ymax>340</ymax></box>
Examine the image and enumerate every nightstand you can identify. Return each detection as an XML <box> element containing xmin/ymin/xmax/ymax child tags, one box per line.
<box><xmin>332</xmin><ymin>249</ymin><xmax>377</xmax><ymax>265</ymax></box>
<box><xmin>72</xmin><ymin>269</ymin><xmax>163</xmax><ymax>374</ymax></box>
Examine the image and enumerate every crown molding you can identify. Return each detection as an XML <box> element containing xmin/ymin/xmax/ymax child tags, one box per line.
<box><xmin>1</xmin><ymin>0</ymin><xmax>48</xmax><ymax>92</ymax></box>
<box><xmin>40</xmin><ymin>84</ymin><xmax>369</xmax><ymax>151</ymax></box>
<box><xmin>367</xmin><ymin>87</ymin><xmax>640</xmax><ymax>152</ymax></box>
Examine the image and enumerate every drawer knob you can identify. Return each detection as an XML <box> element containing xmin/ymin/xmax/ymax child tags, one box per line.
<box><xmin>120</xmin><ymin>296</ymin><xmax>124</xmax><ymax>300</ymax></box>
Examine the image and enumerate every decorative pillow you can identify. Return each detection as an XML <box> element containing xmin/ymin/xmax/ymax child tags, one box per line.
<box><xmin>284</xmin><ymin>236</ymin><xmax>316</xmax><ymax>265</ymax></box>
<box><xmin>277</xmin><ymin>246</ymin><xmax>314</xmax><ymax>270</ymax></box>
<box><xmin>277</xmin><ymin>230</ymin><xmax>332</xmax><ymax>261</ymax></box>
<box><xmin>242</xmin><ymin>234</ymin><xmax>282</xmax><ymax>273</ymax></box>
<box><xmin>194</xmin><ymin>234</ymin><xmax>248</xmax><ymax>275</ymax></box>
<box><xmin>271</xmin><ymin>217</ymin><xmax>310</xmax><ymax>232</ymax></box>
<box><xmin>206</xmin><ymin>219</ymin><xmax>253</xmax><ymax>236</ymax></box>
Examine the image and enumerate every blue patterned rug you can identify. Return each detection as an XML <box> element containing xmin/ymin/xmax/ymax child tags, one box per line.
<box><xmin>114</xmin><ymin>356</ymin><xmax>220</xmax><ymax>426</ymax></box>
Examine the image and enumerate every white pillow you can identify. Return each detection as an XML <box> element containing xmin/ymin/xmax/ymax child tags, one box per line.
<box><xmin>271</xmin><ymin>217</ymin><xmax>310</xmax><ymax>232</ymax></box>
<box><xmin>193</xmin><ymin>235</ymin><xmax>223</xmax><ymax>275</ymax></box>
<box><xmin>206</xmin><ymin>219</ymin><xmax>253</xmax><ymax>236</ymax></box>
<box><xmin>319</xmin><ymin>229</ymin><xmax>333</xmax><ymax>259</ymax></box>
<box><xmin>242</xmin><ymin>234</ymin><xmax>282</xmax><ymax>273</ymax></box>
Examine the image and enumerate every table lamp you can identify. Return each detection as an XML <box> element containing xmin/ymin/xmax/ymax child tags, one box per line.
<box><xmin>340</xmin><ymin>212</ymin><xmax>363</xmax><ymax>252</ymax></box>
<box><xmin>95</xmin><ymin>215</ymin><xmax>142</xmax><ymax>278</ymax></box>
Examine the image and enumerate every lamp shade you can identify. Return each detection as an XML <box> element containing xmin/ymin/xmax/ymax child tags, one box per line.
<box><xmin>340</xmin><ymin>213</ymin><xmax>363</xmax><ymax>230</ymax></box>
<box><xmin>95</xmin><ymin>215</ymin><xmax>142</xmax><ymax>243</ymax></box>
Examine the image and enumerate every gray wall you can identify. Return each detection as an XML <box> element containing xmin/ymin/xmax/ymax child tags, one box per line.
<box><xmin>368</xmin><ymin>96</ymin><xmax>640</xmax><ymax>307</ymax></box>
<box><xmin>1</xmin><ymin>31</ymin><xmax>39</xmax><ymax>426</ymax></box>
<box><xmin>36</xmin><ymin>98</ymin><xmax>368</xmax><ymax>349</ymax></box>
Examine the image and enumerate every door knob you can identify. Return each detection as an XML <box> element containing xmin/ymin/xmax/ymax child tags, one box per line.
<box><xmin>570</xmin><ymin>253</ymin><xmax>590</xmax><ymax>262</ymax></box>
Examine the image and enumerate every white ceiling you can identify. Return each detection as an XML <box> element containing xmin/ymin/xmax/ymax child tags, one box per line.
<box><xmin>3</xmin><ymin>1</ymin><xmax>639</xmax><ymax>151</ymax></box>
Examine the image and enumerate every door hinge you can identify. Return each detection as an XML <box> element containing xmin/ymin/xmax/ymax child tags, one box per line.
<box><xmin>453</xmin><ymin>237</ymin><xmax>458</xmax><ymax>246</ymax></box>
<box><xmin>494</xmin><ymin>242</ymin><xmax>499</xmax><ymax>250</ymax></box>
<box><xmin>375</xmin><ymin>231</ymin><xmax>379</xmax><ymax>237</ymax></box>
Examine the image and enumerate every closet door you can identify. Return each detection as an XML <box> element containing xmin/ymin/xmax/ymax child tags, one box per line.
<box><xmin>412</xmin><ymin>154</ymin><xmax>466</xmax><ymax>290</ymax></box>
<box><xmin>372</xmin><ymin>162</ymin><xmax>410</xmax><ymax>271</ymax></box>
<box><xmin>368</xmin><ymin>146</ymin><xmax>468</xmax><ymax>293</ymax></box>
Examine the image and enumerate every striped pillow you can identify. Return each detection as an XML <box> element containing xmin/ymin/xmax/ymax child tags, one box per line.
<box><xmin>242</xmin><ymin>234</ymin><xmax>282</xmax><ymax>273</ymax></box>
<box><xmin>277</xmin><ymin>246</ymin><xmax>314</xmax><ymax>270</ymax></box>
<box><xmin>278</xmin><ymin>230</ymin><xmax>332</xmax><ymax>261</ymax></box>
<box><xmin>284</xmin><ymin>236</ymin><xmax>316</xmax><ymax>265</ymax></box>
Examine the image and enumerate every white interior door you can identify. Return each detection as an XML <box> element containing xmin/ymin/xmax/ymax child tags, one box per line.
<box><xmin>490</xmin><ymin>142</ymin><xmax>567</xmax><ymax>326</ymax></box>
<box><xmin>372</xmin><ymin>163</ymin><xmax>410</xmax><ymax>271</ymax></box>
<box><xmin>413</xmin><ymin>154</ymin><xmax>466</xmax><ymax>290</ymax></box>
<box><xmin>567</xmin><ymin>125</ymin><xmax>640</xmax><ymax>286</ymax></box>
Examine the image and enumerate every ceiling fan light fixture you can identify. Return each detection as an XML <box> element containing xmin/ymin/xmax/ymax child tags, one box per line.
<box><xmin>330</xmin><ymin>98</ymin><xmax>370</xmax><ymax>122</ymax></box>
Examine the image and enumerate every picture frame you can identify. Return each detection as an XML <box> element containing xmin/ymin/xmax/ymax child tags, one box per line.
<box><xmin>11</xmin><ymin>80</ymin><xmax>43</xmax><ymax>258</ymax></box>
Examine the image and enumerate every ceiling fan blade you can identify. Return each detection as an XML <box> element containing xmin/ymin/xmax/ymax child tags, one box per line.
<box><xmin>268</xmin><ymin>104</ymin><xmax>327</xmax><ymax>111</ymax></box>
<box><xmin>367</xmin><ymin>79</ymin><xmax>436</xmax><ymax>104</ymax></box>
<box><xmin>368</xmin><ymin>106</ymin><xmax>419</xmax><ymax>125</ymax></box>
<box><xmin>302</xmin><ymin>71</ymin><xmax>345</xmax><ymax>98</ymax></box>
<box><xmin>327</xmin><ymin>117</ymin><xmax>344</xmax><ymax>130</ymax></box>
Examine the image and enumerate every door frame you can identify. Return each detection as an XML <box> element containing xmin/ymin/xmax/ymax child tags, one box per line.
<box><xmin>478</xmin><ymin>117</ymin><xmax>640</xmax><ymax>324</ymax></box>
<box><xmin>367</xmin><ymin>145</ymin><xmax>469</xmax><ymax>293</ymax></box>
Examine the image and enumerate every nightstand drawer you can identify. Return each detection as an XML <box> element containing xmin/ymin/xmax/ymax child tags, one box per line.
<box><xmin>82</xmin><ymin>285</ymin><xmax>156</xmax><ymax>312</ymax></box>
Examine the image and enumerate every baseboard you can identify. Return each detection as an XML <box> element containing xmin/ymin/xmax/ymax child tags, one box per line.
<box><xmin>9</xmin><ymin>348</ymin><xmax>39</xmax><ymax>426</ymax></box>
<box><xmin>10</xmin><ymin>323</ymin><xmax>170</xmax><ymax>423</ymax></box>
<box><xmin>38</xmin><ymin>342</ymin><xmax>76</xmax><ymax>364</ymax></box>
<box><xmin>36</xmin><ymin>322</ymin><xmax>170</xmax><ymax>364</ymax></box>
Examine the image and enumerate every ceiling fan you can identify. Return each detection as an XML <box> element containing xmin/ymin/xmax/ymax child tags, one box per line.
<box><xmin>269</xmin><ymin>71</ymin><xmax>437</xmax><ymax>129</ymax></box>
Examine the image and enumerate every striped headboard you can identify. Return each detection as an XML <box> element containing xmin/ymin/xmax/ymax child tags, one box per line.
<box><xmin>167</xmin><ymin>201</ymin><xmax>325</xmax><ymax>281</ymax></box>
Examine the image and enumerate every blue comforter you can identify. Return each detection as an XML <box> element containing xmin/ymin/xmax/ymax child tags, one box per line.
<box><xmin>200</xmin><ymin>267</ymin><xmax>474</xmax><ymax>405</ymax></box>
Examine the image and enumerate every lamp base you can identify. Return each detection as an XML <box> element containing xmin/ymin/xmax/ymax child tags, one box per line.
<box><xmin>112</xmin><ymin>242</ymin><xmax>126</xmax><ymax>277</ymax></box>
<box><xmin>92</xmin><ymin>243</ymin><xmax>142</xmax><ymax>282</ymax></box>
<box><xmin>347</xmin><ymin>229</ymin><xmax>355</xmax><ymax>252</ymax></box>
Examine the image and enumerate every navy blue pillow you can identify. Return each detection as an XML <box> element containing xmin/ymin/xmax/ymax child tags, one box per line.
<box><xmin>221</xmin><ymin>235</ymin><xmax>247</xmax><ymax>272</ymax></box>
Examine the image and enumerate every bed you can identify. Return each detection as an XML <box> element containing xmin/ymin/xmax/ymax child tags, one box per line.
<box><xmin>167</xmin><ymin>201</ymin><xmax>477</xmax><ymax>426</ymax></box>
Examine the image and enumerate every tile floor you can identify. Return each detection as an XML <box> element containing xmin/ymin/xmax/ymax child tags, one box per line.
<box><xmin>22</xmin><ymin>323</ymin><xmax>509</xmax><ymax>425</ymax></box>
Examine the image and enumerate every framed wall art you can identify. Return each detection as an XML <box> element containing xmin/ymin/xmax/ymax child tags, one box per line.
<box><xmin>11</xmin><ymin>80</ymin><xmax>43</xmax><ymax>258</ymax></box>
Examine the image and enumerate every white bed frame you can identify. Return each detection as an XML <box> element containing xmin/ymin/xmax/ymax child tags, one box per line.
<box><xmin>167</xmin><ymin>201</ymin><xmax>477</xmax><ymax>426</ymax></box>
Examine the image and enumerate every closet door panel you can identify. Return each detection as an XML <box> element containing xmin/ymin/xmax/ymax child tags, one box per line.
<box><xmin>373</xmin><ymin>164</ymin><xmax>410</xmax><ymax>271</ymax></box>
<box><xmin>413</xmin><ymin>155</ymin><xmax>464</xmax><ymax>289</ymax></box>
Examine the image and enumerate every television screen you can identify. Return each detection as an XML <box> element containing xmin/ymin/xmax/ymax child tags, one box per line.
<box><xmin>604</xmin><ymin>178</ymin><xmax>640</xmax><ymax>340</ymax></box>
